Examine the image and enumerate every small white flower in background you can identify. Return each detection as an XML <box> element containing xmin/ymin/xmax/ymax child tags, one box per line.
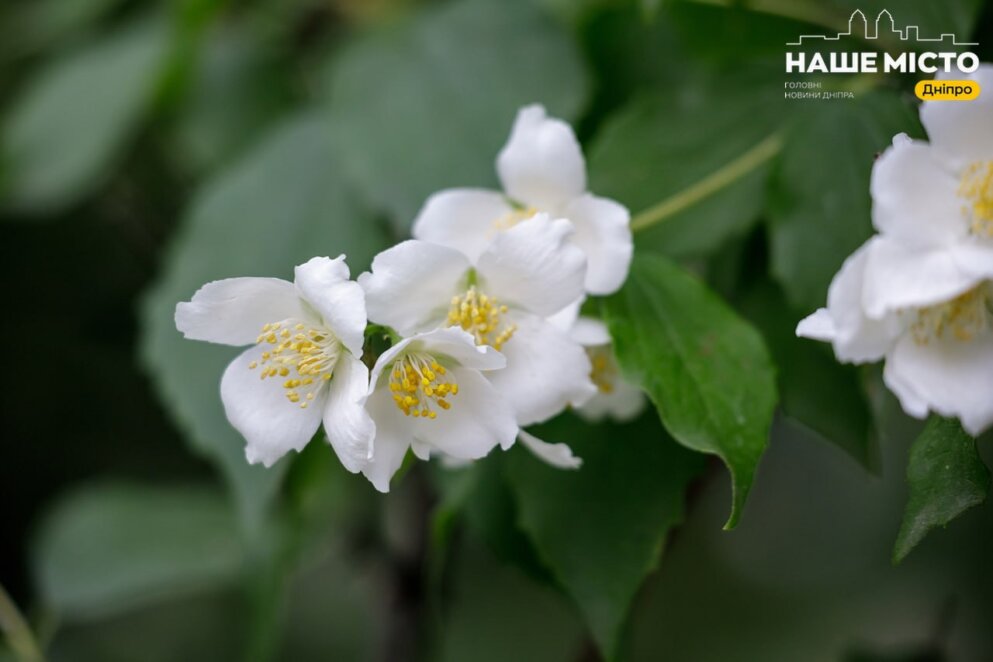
<box><xmin>412</xmin><ymin>104</ymin><xmax>633</xmax><ymax>296</ymax></box>
<box><xmin>360</xmin><ymin>213</ymin><xmax>597</xmax><ymax>456</ymax></box>
<box><xmin>548</xmin><ymin>305</ymin><xmax>646</xmax><ymax>423</ymax></box>
<box><xmin>362</xmin><ymin>328</ymin><xmax>518</xmax><ymax>491</ymax></box>
<box><xmin>798</xmin><ymin>65</ymin><xmax>993</xmax><ymax>435</ymax></box>
<box><xmin>175</xmin><ymin>256</ymin><xmax>375</xmax><ymax>469</ymax></box>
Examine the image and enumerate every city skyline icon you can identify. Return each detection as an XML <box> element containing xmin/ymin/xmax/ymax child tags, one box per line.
<box><xmin>786</xmin><ymin>9</ymin><xmax>979</xmax><ymax>47</ymax></box>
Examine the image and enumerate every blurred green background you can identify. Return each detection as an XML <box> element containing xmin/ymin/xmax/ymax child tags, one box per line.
<box><xmin>1</xmin><ymin>0</ymin><xmax>992</xmax><ymax>660</ymax></box>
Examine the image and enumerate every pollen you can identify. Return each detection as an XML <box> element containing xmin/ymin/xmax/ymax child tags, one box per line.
<box><xmin>249</xmin><ymin>320</ymin><xmax>341</xmax><ymax>407</ymax></box>
<box><xmin>491</xmin><ymin>206</ymin><xmax>538</xmax><ymax>232</ymax></box>
<box><xmin>589</xmin><ymin>347</ymin><xmax>617</xmax><ymax>394</ymax></box>
<box><xmin>447</xmin><ymin>286</ymin><xmax>517</xmax><ymax>350</ymax></box>
<box><xmin>911</xmin><ymin>282</ymin><xmax>993</xmax><ymax>345</ymax></box>
<box><xmin>960</xmin><ymin>160</ymin><xmax>993</xmax><ymax>238</ymax></box>
<box><xmin>389</xmin><ymin>353</ymin><xmax>458</xmax><ymax>419</ymax></box>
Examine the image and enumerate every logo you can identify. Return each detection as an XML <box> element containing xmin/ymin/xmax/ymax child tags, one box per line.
<box><xmin>785</xmin><ymin>10</ymin><xmax>980</xmax><ymax>76</ymax></box>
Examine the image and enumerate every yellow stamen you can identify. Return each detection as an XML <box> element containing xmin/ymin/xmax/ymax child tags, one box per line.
<box><xmin>388</xmin><ymin>352</ymin><xmax>459</xmax><ymax>419</ymax></box>
<box><xmin>446</xmin><ymin>286</ymin><xmax>517</xmax><ymax>350</ymax></box>
<box><xmin>588</xmin><ymin>347</ymin><xmax>618</xmax><ymax>394</ymax></box>
<box><xmin>960</xmin><ymin>160</ymin><xmax>993</xmax><ymax>237</ymax></box>
<box><xmin>911</xmin><ymin>282</ymin><xmax>993</xmax><ymax>345</ymax></box>
<box><xmin>252</xmin><ymin>319</ymin><xmax>341</xmax><ymax>405</ymax></box>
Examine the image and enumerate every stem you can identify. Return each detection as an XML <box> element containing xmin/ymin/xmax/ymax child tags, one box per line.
<box><xmin>630</xmin><ymin>132</ymin><xmax>784</xmax><ymax>233</ymax></box>
<box><xmin>0</xmin><ymin>583</ymin><xmax>44</xmax><ymax>662</ymax></box>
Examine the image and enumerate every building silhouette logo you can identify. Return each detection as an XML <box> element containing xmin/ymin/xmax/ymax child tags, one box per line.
<box><xmin>787</xmin><ymin>9</ymin><xmax>978</xmax><ymax>47</ymax></box>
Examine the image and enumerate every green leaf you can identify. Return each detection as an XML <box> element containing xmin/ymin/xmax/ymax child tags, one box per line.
<box><xmin>139</xmin><ymin>113</ymin><xmax>390</xmax><ymax>531</ymax></box>
<box><xmin>767</xmin><ymin>90</ymin><xmax>920</xmax><ymax>312</ymax></box>
<box><xmin>1</xmin><ymin>15</ymin><xmax>171</xmax><ymax>215</ymax></box>
<box><xmin>741</xmin><ymin>279</ymin><xmax>878</xmax><ymax>471</ymax></box>
<box><xmin>0</xmin><ymin>0</ymin><xmax>126</xmax><ymax>58</ymax></box>
<box><xmin>504</xmin><ymin>413</ymin><xmax>704</xmax><ymax>658</ymax></box>
<box><xmin>323</xmin><ymin>0</ymin><xmax>588</xmax><ymax>229</ymax></box>
<box><xmin>604</xmin><ymin>254</ymin><xmax>777</xmax><ymax>528</ymax></box>
<box><xmin>893</xmin><ymin>417</ymin><xmax>990</xmax><ymax>563</ymax></box>
<box><xmin>588</xmin><ymin>70</ymin><xmax>784</xmax><ymax>257</ymax></box>
<box><xmin>32</xmin><ymin>483</ymin><xmax>243</xmax><ymax>619</ymax></box>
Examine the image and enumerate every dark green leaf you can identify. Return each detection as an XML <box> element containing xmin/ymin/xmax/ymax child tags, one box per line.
<box><xmin>1</xmin><ymin>15</ymin><xmax>171</xmax><ymax>215</ymax></box>
<box><xmin>589</xmin><ymin>69</ymin><xmax>785</xmax><ymax>258</ymax></box>
<box><xmin>741</xmin><ymin>279</ymin><xmax>878</xmax><ymax>471</ymax></box>
<box><xmin>33</xmin><ymin>483</ymin><xmax>242</xmax><ymax>619</ymax></box>
<box><xmin>767</xmin><ymin>90</ymin><xmax>920</xmax><ymax>312</ymax></box>
<box><xmin>604</xmin><ymin>254</ymin><xmax>776</xmax><ymax>527</ymax></box>
<box><xmin>139</xmin><ymin>113</ymin><xmax>390</xmax><ymax>530</ymax></box>
<box><xmin>323</xmin><ymin>0</ymin><xmax>588</xmax><ymax>229</ymax></box>
<box><xmin>893</xmin><ymin>417</ymin><xmax>990</xmax><ymax>563</ymax></box>
<box><xmin>504</xmin><ymin>413</ymin><xmax>704</xmax><ymax>657</ymax></box>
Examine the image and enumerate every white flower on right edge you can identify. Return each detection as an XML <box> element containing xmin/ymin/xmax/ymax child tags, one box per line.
<box><xmin>411</xmin><ymin>104</ymin><xmax>633</xmax><ymax>296</ymax></box>
<box><xmin>797</xmin><ymin>65</ymin><xmax>993</xmax><ymax>435</ymax></box>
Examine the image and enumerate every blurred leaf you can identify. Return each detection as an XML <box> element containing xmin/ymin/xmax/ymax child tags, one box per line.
<box><xmin>170</xmin><ymin>22</ymin><xmax>290</xmax><ymax>174</ymax></box>
<box><xmin>589</xmin><ymin>69</ymin><xmax>785</xmax><ymax>258</ymax></box>
<box><xmin>0</xmin><ymin>0</ymin><xmax>126</xmax><ymax>59</ymax></box>
<box><xmin>893</xmin><ymin>418</ymin><xmax>989</xmax><ymax>563</ymax></box>
<box><xmin>33</xmin><ymin>483</ymin><xmax>242</xmax><ymax>619</ymax></box>
<box><xmin>504</xmin><ymin>413</ymin><xmax>704</xmax><ymax>658</ymax></box>
<box><xmin>323</xmin><ymin>0</ymin><xmax>588</xmax><ymax>229</ymax></box>
<box><xmin>1</xmin><ymin>15</ymin><xmax>171</xmax><ymax>215</ymax></box>
<box><xmin>604</xmin><ymin>255</ymin><xmax>776</xmax><ymax>528</ymax></box>
<box><xmin>741</xmin><ymin>279</ymin><xmax>878</xmax><ymax>470</ymax></box>
<box><xmin>140</xmin><ymin>112</ymin><xmax>390</xmax><ymax>531</ymax></box>
<box><xmin>767</xmin><ymin>91</ymin><xmax>920</xmax><ymax>312</ymax></box>
<box><xmin>439</xmin><ymin>537</ymin><xmax>584</xmax><ymax>662</ymax></box>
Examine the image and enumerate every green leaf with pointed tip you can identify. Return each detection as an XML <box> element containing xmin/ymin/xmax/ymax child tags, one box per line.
<box><xmin>604</xmin><ymin>254</ymin><xmax>776</xmax><ymax>528</ymax></box>
<box><xmin>1</xmin><ymin>15</ymin><xmax>171</xmax><ymax>215</ymax></box>
<box><xmin>33</xmin><ymin>483</ymin><xmax>242</xmax><ymax>619</ymax></box>
<box><xmin>140</xmin><ymin>113</ymin><xmax>390</xmax><ymax>531</ymax></box>
<box><xmin>323</xmin><ymin>0</ymin><xmax>588</xmax><ymax>229</ymax></box>
<box><xmin>893</xmin><ymin>417</ymin><xmax>990</xmax><ymax>563</ymax></box>
<box><xmin>504</xmin><ymin>413</ymin><xmax>704</xmax><ymax>658</ymax></box>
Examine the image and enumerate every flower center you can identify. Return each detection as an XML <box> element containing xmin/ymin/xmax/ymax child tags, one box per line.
<box><xmin>588</xmin><ymin>347</ymin><xmax>617</xmax><ymax>394</ymax></box>
<box><xmin>960</xmin><ymin>160</ymin><xmax>993</xmax><ymax>238</ymax></box>
<box><xmin>910</xmin><ymin>282</ymin><xmax>993</xmax><ymax>345</ymax></box>
<box><xmin>447</xmin><ymin>286</ymin><xmax>517</xmax><ymax>350</ymax></box>
<box><xmin>249</xmin><ymin>321</ymin><xmax>341</xmax><ymax>408</ymax></box>
<box><xmin>491</xmin><ymin>206</ymin><xmax>538</xmax><ymax>232</ymax></box>
<box><xmin>389</xmin><ymin>353</ymin><xmax>458</xmax><ymax>419</ymax></box>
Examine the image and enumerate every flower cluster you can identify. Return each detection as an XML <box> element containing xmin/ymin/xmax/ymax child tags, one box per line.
<box><xmin>176</xmin><ymin>105</ymin><xmax>643</xmax><ymax>491</ymax></box>
<box><xmin>797</xmin><ymin>65</ymin><xmax>993</xmax><ymax>436</ymax></box>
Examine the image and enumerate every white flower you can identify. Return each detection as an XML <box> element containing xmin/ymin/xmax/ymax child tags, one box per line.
<box><xmin>797</xmin><ymin>65</ymin><xmax>993</xmax><ymax>435</ymax></box>
<box><xmin>360</xmin><ymin>213</ymin><xmax>597</xmax><ymax>429</ymax></box>
<box><xmin>175</xmin><ymin>256</ymin><xmax>375</xmax><ymax>469</ymax></box>
<box><xmin>548</xmin><ymin>306</ymin><xmax>647</xmax><ymax>423</ymax></box>
<box><xmin>361</xmin><ymin>327</ymin><xmax>517</xmax><ymax>491</ymax></box>
<box><xmin>412</xmin><ymin>104</ymin><xmax>633</xmax><ymax>296</ymax></box>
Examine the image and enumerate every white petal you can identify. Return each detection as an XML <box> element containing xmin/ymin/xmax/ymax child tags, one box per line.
<box><xmin>796</xmin><ymin>308</ymin><xmax>837</xmax><ymax>341</ymax></box>
<box><xmin>359</xmin><ymin>240</ymin><xmax>470</xmax><ymax>336</ymax></box>
<box><xmin>323</xmin><ymin>353</ymin><xmax>375</xmax><ymax>473</ymax></box>
<box><xmin>870</xmin><ymin>135</ymin><xmax>965</xmax><ymax>245</ymax></box>
<box><xmin>570</xmin><ymin>316</ymin><xmax>611</xmax><ymax>347</ymax></box>
<box><xmin>884</xmin><ymin>333</ymin><xmax>993</xmax><ymax>436</ymax></box>
<box><xmin>176</xmin><ymin>277</ymin><xmax>305</xmax><ymax>346</ymax></box>
<box><xmin>361</xmin><ymin>389</ymin><xmax>411</xmax><ymax>493</ymax></box>
<box><xmin>486</xmin><ymin>315</ymin><xmax>597</xmax><ymax>426</ymax></box>
<box><xmin>221</xmin><ymin>346</ymin><xmax>324</xmax><ymax>467</ymax></box>
<box><xmin>823</xmin><ymin>240</ymin><xmax>900</xmax><ymax>362</ymax></box>
<box><xmin>411</xmin><ymin>188</ymin><xmax>514</xmax><ymax>263</ymax></box>
<box><xmin>517</xmin><ymin>430</ymin><xmax>582</xmax><ymax>469</ymax></box>
<box><xmin>951</xmin><ymin>242</ymin><xmax>993</xmax><ymax>281</ymax></box>
<box><xmin>863</xmin><ymin>237</ymin><xmax>985</xmax><ymax>317</ymax></box>
<box><xmin>476</xmin><ymin>213</ymin><xmax>586</xmax><ymax>316</ymax></box>
<box><xmin>546</xmin><ymin>297</ymin><xmax>583</xmax><ymax>334</ymax></box>
<box><xmin>496</xmin><ymin>104</ymin><xmax>586</xmax><ymax>210</ymax></box>
<box><xmin>920</xmin><ymin>65</ymin><xmax>993</xmax><ymax>168</ymax></box>
<box><xmin>576</xmin><ymin>377</ymin><xmax>647</xmax><ymax>423</ymax></box>
<box><xmin>294</xmin><ymin>256</ymin><xmax>367</xmax><ymax>357</ymax></box>
<box><xmin>560</xmin><ymin>194</ymin><xmax>633</xmax><ymax>295</ymax></box>
<box><xmin>409</xmin><ymin>367</ymin><xmax>518</xmax><ymax>457</ymax></box>
<box><xmin>368</xmin><ymin>328</ymin><xmax>506</xmax><ymax>391</ymax></box>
